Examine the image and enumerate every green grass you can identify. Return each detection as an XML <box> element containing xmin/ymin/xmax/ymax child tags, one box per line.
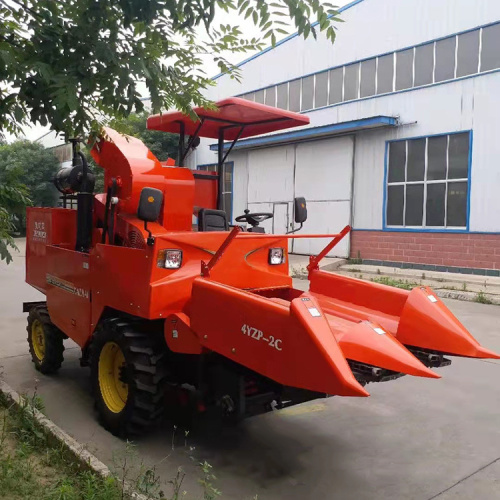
<box><xmin>0</xmin><ymin>393</ymin><xmax>124</xmax><ymax>500</ymax></box>
<box><xmin>370</xmin><ymin>276</ymin><xmax>421</xmax><ymax>291</ymax></box>
<box><xmin>0</xmin><ymin>392</ymin><xmax>223</xmax><ymax>500</ymax></box>
<box><xmin>474</xmin><ymin>291</ymin><xmax>493</xmax><ymax>304</ymax></box>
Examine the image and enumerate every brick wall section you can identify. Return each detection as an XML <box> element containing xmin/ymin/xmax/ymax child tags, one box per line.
<box><xmin>350</xmin><ymin>231</ymin><xmax>500</xmax><ymax>270</ymax></box>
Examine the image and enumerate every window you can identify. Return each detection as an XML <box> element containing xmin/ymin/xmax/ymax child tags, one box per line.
<box><xmin>407</xmin><ymin>138</ymin><xmax>426</xmax><ymax>181</ymax></box>
<box><xmin>414</xmin><ymin>43</ymin><xmax>434</xmax><ymax>86</ymax></box>
<box><xmin>198</xmin><ymin>163</ymin><xmax>233</xmax><ymax>221</ymax></box>
<box><xmin>254</xmin><ymin>89</ymin><xmax>265</xmax><ymax>104</ymax></box>
<box><xmin>457</xmin><ymin>30</ymin><xmax>480</xmax><ymax>77</ymax></box>
<box><xmin>276</xmin><ymin>83</ymin><xmax>288</xmax><ymax>109</ymax></box>
<box><xmin>238</xmin><ymin>23</ymin><xmax>498</xmax><ymax>114</ymax></box>
<box><xmin>481</xmin><ymin>24</ymin><xmax>500</xmax><ymax>72</ymax></box>
<box><xmin>377</xmin><ymin>54</ymin><xmax>394</xmax><ymax>94</ymax></box>
<box><xmin>344</xmin><ymin>63</ymin><xmax>359</xmax><ymax>101</ymax></box>
<box><xmin>265</xmin><ymin>86</ymin><xmax>276</xmax><ymax>107</ymax></box>
<box><xmin>435</xmin><ymin>37</ymin><xmax>456</xmax><ymax>82</ymax></box>
<box><xmin>301</xmin><ymin>75</ymin><xmax>314</xmax><ymax>111</ymax></box>
<box><xmin>289</xmin><ymin>79</ymin><xmax>301</xmax><ymax>111</ymax></box>
<box><xmin>395</xmin><ymin>48</ymin><xmax>414</xmax><ymax>90</ymax></box>
<box><xmin>386</xmin><ymin>133</ymin><xmax>470</xmax><ymax>229</ymax></box>
<box><xmin>360</xmin><ymin>58</ymin><xmax>376</xmax><ymax>98</ymax></box>
<box><xmin>329</xmin><ymin>67</ymin><xmax>343</xmax><ymax>104</ymax></box>
<box><xmin>315</xmin><ymin>71</ymin><xmax>328</xmax><ymax>108</ymax></box>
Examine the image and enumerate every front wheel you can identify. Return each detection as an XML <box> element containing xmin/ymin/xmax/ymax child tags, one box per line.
<box><xmin>27</xmin><ymin>306</ymin><xmax>64</xmax><ymax>374</ymax></box>
<box><xmin>90</xmin><ymin>318</ymin><xmax>168</xmax><ymax>437</ymax></box>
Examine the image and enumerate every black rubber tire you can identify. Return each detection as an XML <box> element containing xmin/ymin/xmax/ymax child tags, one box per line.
<box><xmin>90</xmin><ymin>318</ymin><xmax>168</xmax><ymax>437</ymax></box>
<box><xmin>26</xmin><ymin>306</ymin><xmax>65</xmax><ymax>374</ymax></box>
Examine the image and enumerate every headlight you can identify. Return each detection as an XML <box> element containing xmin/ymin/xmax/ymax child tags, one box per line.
<box><xmin>157</xmin><ymin>249</ymin><xmax>183</xmax><ymax>269</ymax></box>
<box><xmin>268</xmin><ymin>247</ymin><xmax>285</xmax><ymax>265</ymax></box>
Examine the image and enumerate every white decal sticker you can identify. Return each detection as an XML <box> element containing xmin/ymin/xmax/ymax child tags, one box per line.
<box><xmin>46</xmin><ymin>274</ymin><xmax>90</xmax><ymax>299</ymax></box>
<box><xmin>428</xmin><ymin>295</ymin><xmax>438</xmax><ymax>303</ymax></box>
<box><xmin>373</xmin><ymin>327</ymin><xmax>386</xmax><ymax>335</ymax></box>
<box><xmin>308</xmin><ymin>307</ymin><xmax>321</xmax><ymax>317</ymax></box>
<box><xmin>32</xmin><ymin>221</ymin><xmax>47</xmax><ymax>243</ymax></box>
<box><xmin>241</xmin><ymin>324</ymin><xmax>282</xmax><ymax>351</ymax></box>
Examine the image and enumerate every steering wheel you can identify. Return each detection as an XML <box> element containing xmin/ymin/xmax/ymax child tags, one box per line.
<box><xmin>235</xmin><ymin>209</ymin><xmax>273</xmax><ymax>227</ymax></box>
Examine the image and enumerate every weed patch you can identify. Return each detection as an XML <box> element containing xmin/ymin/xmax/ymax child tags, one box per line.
<box><xmin>474</xmin><ymin>291</ymin><xmax>493</xmax><ymax>304</ymax></box>
<box><xmin>370</xmin><ymin>276</ymin><xmax>420</xmax><ymax>291</ymax></box>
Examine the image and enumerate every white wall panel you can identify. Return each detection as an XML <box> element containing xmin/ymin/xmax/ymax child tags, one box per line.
<box><xmin>230</xmin><ymin>151</ymin><xmax>249</xmax><ymax>221</ymax></box>
<box><xmin>247</xmin><ymin>145</ymin><xmax>295</xmax><ymax>203</ymax></box>
<box><xmin>295</xmin><ymin>137</ymin><xmax>353</xmax><ymax>201</ymax></box>
<box><xmin>352</xmin><ymin>130</ymin><xmax>387</xmax><ymax>230</ymax></box>
<box><xmin>466</xmin><ymin>78</ymin><xmax>500</xmax><ymax>232</ymax></box>
<box><xmin>292</xmin><ymin>201</ymin><xmax>351</xmax><ymax>257</ymax></box>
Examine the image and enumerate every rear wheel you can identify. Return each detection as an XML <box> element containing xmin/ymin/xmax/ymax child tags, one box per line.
<box><xmin>27</xmin><ymin>306</ymin><xmax>64</xmax><ymax>374</ymax></box>
<box><xmin>90</xmin><ymin>318</ymin><xmax>168</xmax><ymax>437</ymax></box>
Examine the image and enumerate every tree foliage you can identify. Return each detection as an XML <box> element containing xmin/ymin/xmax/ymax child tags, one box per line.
<box><xmin>0</xmin><ymin>140</ymin><xmax>60</xmax><ymax>263</ymax></box>
<box><xmin>0</xmin><ymin>181</ymin><xmax>30</xmax><ymax>263</ymax></box>
<box><xmin>0</xmin><ymin>140</ymin><xmax>60</xmax><ymax>207</ymax></box>
<box><xmin>0</xmin><ymin>0</ymin><xmax>342</xmax><ymax>138</ymax></box>
<box><xmin>109</xmin><ymin>112</ymin><xmax>178</xmax><ymax>161</ymax></box>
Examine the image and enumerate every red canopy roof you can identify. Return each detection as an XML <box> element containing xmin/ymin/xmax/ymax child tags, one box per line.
<box><xmin>146</xmin><ymin>97</ymin><xmax>310</xmax><ymax>140</ymax></box>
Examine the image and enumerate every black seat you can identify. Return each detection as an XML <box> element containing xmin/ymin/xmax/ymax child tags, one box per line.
<box><xmin>198</xmin><ymin>208</ymin><xmax>229</xmax><ymax>232</ymax></box>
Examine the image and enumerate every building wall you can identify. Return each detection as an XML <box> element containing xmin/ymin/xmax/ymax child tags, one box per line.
<box><xmin>350</xmin><ymin>231</ymin><xmax>500</xmax><ymax>273</ymax></box>
<box><xmin>203</xmin><ymin>0</ymin><xmax>500</xmax><ymax>269</ymax></box>
<box><xmin>348</xmin><ymin>72</ymin><xmax>500</xmax><ymax>233</ymax></box>
<box><xmin>207</xmin><ymin>0</ymin><xmax>500</xmax><ymax>99</ymax></box>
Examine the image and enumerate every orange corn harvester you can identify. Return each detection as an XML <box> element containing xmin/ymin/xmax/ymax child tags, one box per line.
<box><xmin>24</xmin><ymin>98</ymin><xmax>499</xmax><ymax>437</ymax></box>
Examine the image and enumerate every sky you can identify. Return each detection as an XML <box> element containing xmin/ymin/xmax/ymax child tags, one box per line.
<box><xmin>19</xmin><ymin>1</ymin><xmax>352</xmax><ymax>142</ymax></box>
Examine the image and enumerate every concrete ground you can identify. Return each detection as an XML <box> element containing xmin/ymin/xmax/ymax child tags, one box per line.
<box><xmin>337</xmin><ymin>263</ymin><xmax>500</xmax><ymax>305</ymax></box>
<box><xmin>1</xmin><ymin>240</ymin><xmax>499</xmax><ymax>499</ymax></box>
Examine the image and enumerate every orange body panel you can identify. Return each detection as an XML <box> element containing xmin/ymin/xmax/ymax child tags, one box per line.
<box><xmin>165</xmin><ymin>313</ymin><xmax>202</xmax><ymax>355</ymax></box>
<box><xmin>26</xmin><ymin>207</ymin><xmax>77</xmax><ymax>292</ymax></box>
<box><xmin>190</xmin><ymin>279</ymin><xmax>367</xmax><ymax>397</ymax></box>
<box><xmin>193</xmin><ymin>173</ymin><xmax>217</xmax><ymax>212</ymax></box>
<box><xmin>45</xmin><ymin>246</ymin><xmax>91</xmax><ymax>347</ymax></box>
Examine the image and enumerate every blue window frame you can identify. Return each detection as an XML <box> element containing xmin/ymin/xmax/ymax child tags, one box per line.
<box><xmin>383</xmin><ymin>131</ymin><xmax>472</xmax><ymax>232</ymax></box>
<box><xmin>197</xmin><ymin>162</ymin><xmax>234</xmax><ymax>222</ymax></box>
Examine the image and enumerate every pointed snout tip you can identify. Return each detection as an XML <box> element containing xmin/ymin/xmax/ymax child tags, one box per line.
<box><xmin>354</xmin><ymin>384</ymin><xmax>370</xmax><ymax>397</ymax></box>
<box><xmin>475</xmin><ymin>346</ymin><xmax>500</xmax><ymax>360</ymax></box>
<box><xmin>419</xmin><ymin>367</ymin><xmax>442</xmax><ymax>379</ymax></box>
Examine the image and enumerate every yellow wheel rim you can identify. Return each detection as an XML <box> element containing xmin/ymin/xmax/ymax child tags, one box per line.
<box><xmin>31</xmin><ymin>319</ymin><xmax>45</xmax><ymax>361</ymax></box>
<box><xmin>98</xmin><ymin>342</ymin><xmax>128</xmax><ymax>413</ymax></box>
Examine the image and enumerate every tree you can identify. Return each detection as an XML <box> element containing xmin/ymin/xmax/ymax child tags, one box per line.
<box><xmin>109</xmin><ymin>112</ymin><xmax>178</xmax><ymax>161</ymax></box>
<box><xmin>0</xmin><ymin>181</ymin><xmax>30</xmax><ymax>263</ymax></box>
<box><xmin>0</xmin><ymin>0</ymin><xmax>342</xmax><ymax>138</ymax></box>
<box><xmin>0</xmin><ymin>141</ymin><xmax>60</xmax><ymax>261</ymax></box>
<box><xmin>0</xmin><ymin>140</ymin><xmax>60</xmax><ymax>208</ymax></box>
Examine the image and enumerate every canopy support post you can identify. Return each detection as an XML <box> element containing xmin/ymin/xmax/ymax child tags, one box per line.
<box><xmin>177</xmin><ymin>121</ymin><xmax>186</xmax><ymax>166</ymax></box>
<box><xmin>217</xmin><ymin>128</ymin><xmax>224</xmax><ymax>211</ymax></box>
